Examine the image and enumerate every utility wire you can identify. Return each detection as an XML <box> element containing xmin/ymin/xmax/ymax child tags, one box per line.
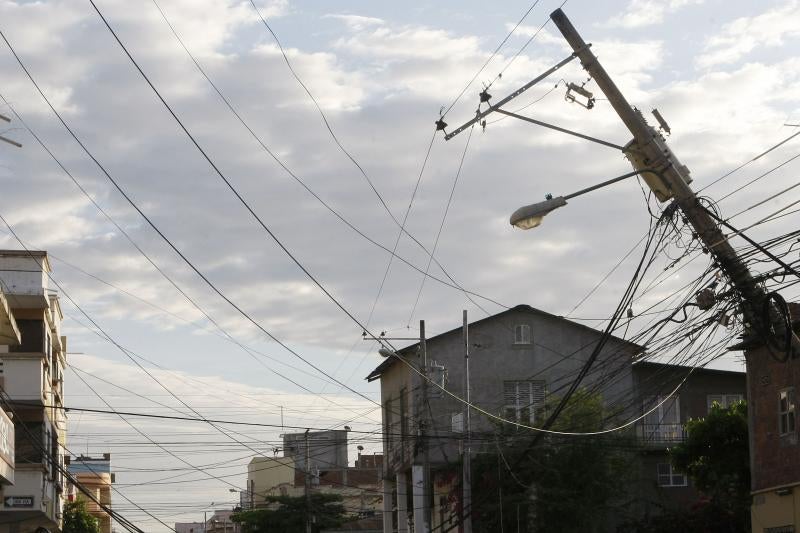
<box><xmin>408</xmin><ymin>125</ymin><xmax>475</xmax><ymax>325</ymax></box>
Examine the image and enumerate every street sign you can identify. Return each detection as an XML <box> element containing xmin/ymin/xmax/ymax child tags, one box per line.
<box><xmin>4</xmin><ymin>496</ymin><xmax>35</xmax><ymax>508</ymax></box>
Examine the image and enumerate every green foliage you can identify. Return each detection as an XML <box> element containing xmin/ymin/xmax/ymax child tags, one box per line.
<box><xmin>530</xmin><ymin>390</ymin><xmax>636</xmax><ymax>532</ymax></box>
<box><xmin>231</xmin><ymin>493</ymin><xmax>346</xmax><ymax>533</ymax></box>
<box><xmin>63</xmin><ymin>500</ymin><xmax>101</xmax><ymax>533</ymax></box>
<box><xmin>668</xmin><ymin>400</ymin><xmax>750</xmax><ymax>532</ymax></box>
<box><xmin>474</xmin><ymin>389</ymin><xmax>636</xmax><ymax>533</ymax></box>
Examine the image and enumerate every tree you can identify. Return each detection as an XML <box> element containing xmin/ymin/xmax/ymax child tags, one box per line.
<box><xmin>62</xmin><ymin>500</ymin><xmax>101</xmax><ymax>533</ymax></box>
<box><xmin>472</xmin><ymin>389</ymin><xmax>636</xmax><ymax>533</ymax></box>
<box><xmin>529</xmin><ymin>389</ymin><xmax>636</xmax><ymax>532</ymax></box>
<box><xmin>669</xmin><ymin>399</ymin><xmax>750</xmax><ymax>532</ymax></box>
<box><xmin>232</xmin><ymin>493</ymin><xmax>346</xmax><ymax>533</ymax></box>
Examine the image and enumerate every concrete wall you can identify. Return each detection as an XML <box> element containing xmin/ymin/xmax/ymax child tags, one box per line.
<box><xmin>0</xmin><ymin>357</ymin><xmax>44</xmax><ymax>403</ymax></box>
<box><xmin>248</xmin><ymin>457</ymin><xmax>295</xmax><ymax>506</ymax></box>
<box><xmin>283</xmin><ymin>430</ymin><xmax>348</xmax><ymax>473</ymax></box>
<box><xmin>379</xmin><ymin>307</ymin><xmax>640</xmax><ymax>472</ymax></box>
<box><xmin>0</xmin><ymin>252</ymin><xmax>49</xmax><ymax>297</ymax></box>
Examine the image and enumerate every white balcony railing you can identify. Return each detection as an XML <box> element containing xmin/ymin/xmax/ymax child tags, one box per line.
<box><xmin>638</xmin><ymin>423</ymin><xmax>684</xmax><ymax>445</ymax></box>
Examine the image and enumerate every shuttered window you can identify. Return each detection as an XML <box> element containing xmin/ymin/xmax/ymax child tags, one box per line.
<box><xmin>514</xmin><ymin>324</ymin><xmax>531</xmax><ymax>345</ymax></box>
<box><xmin>504</xmin><ymin>380</ymin><xmax>546</xmax><ymax>425</ymax></box>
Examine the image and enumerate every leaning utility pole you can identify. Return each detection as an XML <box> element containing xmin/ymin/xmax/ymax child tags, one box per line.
<box><xmin>549</xmin><ymin>8</ymin><xmax>799</xmax><ymax>355</ymax></box>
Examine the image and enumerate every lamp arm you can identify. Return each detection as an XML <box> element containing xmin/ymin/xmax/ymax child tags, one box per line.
<box><xmin>563</xmin><ymin>169</ymin><xmax>658</xmax><ymax>200</ymax></box>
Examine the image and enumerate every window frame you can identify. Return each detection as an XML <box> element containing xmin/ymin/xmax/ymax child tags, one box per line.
<box><xmin>513</xmin><ymin>324</ymin><xmax>531</xmax><ymax>345</ymax></box>
<box><xmin>642</xmin><ymin>395</ymin><xmax>682</xmax><ymax>442</ymax></box>
<box><xmin>706</xmin><ymin>393</ymin><xmax>743</xmax><ymax>413</ymax></box>
<box><xmin>779</xmin><ymin>387</ymin><xmax>796</xmax><ymax>436</ymax></box>
<box><xmin>657</xmin><ymin>462</ymin><xmax>687</xmax><ymax>487</ymax></box>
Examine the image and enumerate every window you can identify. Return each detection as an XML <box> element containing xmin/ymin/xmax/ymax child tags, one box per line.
<box><xmin>706</xmin><ymin>394</ymin><xmax>743</xmax><ymax>413</ymax></box>
<box><xmin>504</xmin><ymin>381</ymin><xmax>545</xmax><ymax>425</ymax></box>
<box><xmin>643</xmin><ymin>396</ymin><xmax>682</xmax><ymax>442</ymax></box>
<box><xmin>657</xmin><ymin>463</ymin><xmax>687</xmax><ymax>487</ymax></box>
<box><xmin>779</xmin><ymin>388</ymin><xmax>796</xmax><ymax>435</ymax></box>
<box><xmin>514</xmin><ymin>324</ymin><xmax>531</xmax><ymax>344</ymax></box>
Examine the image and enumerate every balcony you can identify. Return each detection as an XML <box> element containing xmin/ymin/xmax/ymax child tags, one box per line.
<box><xmin>637</xmin><ymin>423</ymin><xmax>685</xmax><ymax>447</ymax></box>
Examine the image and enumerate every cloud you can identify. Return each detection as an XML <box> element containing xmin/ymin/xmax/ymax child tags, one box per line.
<box><xmin>603</xmin><ymin>0</ymin><xmax>704</xmax><ymax>29</ymax></box>
<box><xmin>324</xmin><ymin>13</ymin><xmax>385</xmax><ymax>31</ymax></box>
<box><xmin>696</xmin><ymin>1</ymin><xmax>800</xmax><ymax>68</ymax></box>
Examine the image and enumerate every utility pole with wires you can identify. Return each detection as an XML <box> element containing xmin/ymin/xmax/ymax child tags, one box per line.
<box><xmin>439</xmin><ymin>7</ymin><xmax>800</xmax><ymax>531</ymax></box>
<box><xmin>462</xmin><ymin>310</ymin><xmax>473</xmax><ymax>533</ymax></box>
<box><xmin>304</xmin><ymin>429</ymin><xmax>312</xmax><ymax>533</ymax></box>
<box><xmin>372</xmin><ymin>321</ymin><xmax>432</xmax><ymax>532</ymax></box>
<box><xmin>546</xmin><ymin>7</ymin><xmax>800</xmax><ymax>357</ymax></box>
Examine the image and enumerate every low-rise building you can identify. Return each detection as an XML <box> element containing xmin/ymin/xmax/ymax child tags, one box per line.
<box><xmin>66</xmin><ymin>454</ymin><xmax>113</xmax><ymax>533</ymax></box>
<box><xmin>367</xmin><ymin>305</ymin><xmax>746</xmax><ymax>532</ymax></box>
<box><xmin>175</xmin><ymin>522</ymin><xmax>205</xmax><ymax>533</ymax></box>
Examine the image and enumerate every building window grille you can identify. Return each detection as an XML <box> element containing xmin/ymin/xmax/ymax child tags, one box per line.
<box><xmin>503</xmin><ymin>380</ymin><xmax>545</xmax><ymax>425</ymax></box>
<box><xmin>657</xmin><ymin>463</ymin><xmax>687</xmax><ymax>487</ymax></box>
<box><xmin>706</xmin><ymin>394</ymin><xmax>743</xmax><ymax>413</ymax></box>
<box><xmin>513</xmin><ymin>324</ymin><xmax>531</xmax><ymax>345</ymax></box>
<box><xmin>642</xmin><ymin>396</ymin><xmax>683</xmax><ymax>442</ymax></box>
<box><xmin>779</xmin><ymin>388</ymin><xmax>796</xmax><ymax>435</ymax></box>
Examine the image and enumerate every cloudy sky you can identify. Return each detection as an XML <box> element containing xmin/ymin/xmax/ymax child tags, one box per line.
<box><xmin>1</xmin><ymin>0</ymin><xmax>799</xmax><ymax>529</ymax></box>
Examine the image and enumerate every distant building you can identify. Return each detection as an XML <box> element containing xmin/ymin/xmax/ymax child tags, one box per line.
<box><xmin>246</xmin><ymin>456</ymin><xmax>295</xmax><ymax>505</ymax></box>
<box><xmin>204</xmin><ymin>510</ymin><xmax>236</xmax><ymax>533</ymax></box>
<box><xmin>0</xmin><ymin>250</ymin><xmax>68</xmax><ymax>533</ymax></box>
<box><xmin>66</xmin><ymin>453</ymin><xmax>114</xmax><ymax>533</ymax></box>
<box><xmin>282</xmin><ymin>430</ymin><xmax>348</xmax><ymax>473</ymax></box>
<box><xmin>175</xmin><ymin>523</ymin><xmax>205</xmax><ymax>533</ymax></box>
<box><xmin>247</xmin><ymin>434</ymin><xmax>383</xmax><ymax>520</ymax></box>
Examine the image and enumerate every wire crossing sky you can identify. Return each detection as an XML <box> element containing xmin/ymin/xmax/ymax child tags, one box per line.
<box><xmin>0</xmin><ymin>0</ymin><xmax>799</xmax><ymax>529</ymax></box>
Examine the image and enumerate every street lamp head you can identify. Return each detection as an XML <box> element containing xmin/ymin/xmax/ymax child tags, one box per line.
<box><xmin>509</xmin><ymin>196</ymin><xmax>567</xmax><ymax>229</ymax></box>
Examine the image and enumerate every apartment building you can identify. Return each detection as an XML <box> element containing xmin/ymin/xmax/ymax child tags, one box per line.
<box><xmin>0</xmin><ymin>287</ymin><xmax>19</xmax><ymax>490</ymax></box>
<box><xmin>366</xmin><ymin>305</ymin><xmax>746</xmax><ymax>532</ymax></box>
<box><xmin>0</xmin><ymin>250</ymin><xmax>68</xmax><ymax>533</ymax></box>
<box><xmin>66</xmin><ymin>454</ymin><xmax>113</xmax><ymax>533</ymax></box>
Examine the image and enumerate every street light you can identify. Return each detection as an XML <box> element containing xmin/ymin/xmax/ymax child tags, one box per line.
<box><xmin>510</xmin><ymin>169</ymin><xmax>648</xmax><ymax>229</ymax></box>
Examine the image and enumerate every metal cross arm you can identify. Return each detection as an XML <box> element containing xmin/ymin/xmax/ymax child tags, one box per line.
<box><xmin>443</xmin><ymin>52</ymin><xmax>580</xmax><ymax>141</ymax></box>
<box><xmin>494</xmin><ymin>108</ymin><xmax>629</xmax><ymax>151</ymax></box>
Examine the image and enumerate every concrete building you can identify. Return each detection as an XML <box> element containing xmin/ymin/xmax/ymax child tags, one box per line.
<box><xmin>246</xmin><ymin>449</ymin><xmax>384</xmax><ymax>520</ymax></box>
<box><xmin>282</xmin><ymin>430</ymin><xmax>348</xmax><ymax>473</ymax></box>
<box><xmin>66</xmin><ymin>454</ymin><xmax>113</xmax><ymax>533</ymax></box>
<box><xmin>204</xmin><ymin>510</ymin><xmax>236</xmax><ymax>533</ymax></box>
<box><xmin>0</xmin><ymin>251</ymin><xmax>67</xmax><ymax>533</ymax></box>
<box><xmin>0</xmin><ymin>287</ymin><xmax>19</xmax><ymax>489</ymax></box>
<box><xmin>743</xmin><ymin>303</ymin><xmax>800</xmax><ymax>532</ymax></box>
<box><xmin>367</xmin><ymin>305</ymin><xmax>746</xmax><ymax>532</ymax></box>
<box><xmin>174</xmin><ymin>523</ymin><xmax>205</xmax><ymax>533</ymax></box>
<box><xmin>246</xmin><ymin>456</ymin><xmax>295</xmax><ymax>506</ymax></box>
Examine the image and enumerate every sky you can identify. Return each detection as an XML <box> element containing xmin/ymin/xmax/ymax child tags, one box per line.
<box><xmin>0</xmin><ymin>0</ymin><xmax>799</xmax><ymax>529</ymax></box>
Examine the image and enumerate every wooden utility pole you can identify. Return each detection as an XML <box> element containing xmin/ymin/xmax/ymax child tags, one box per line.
<box><xmin>462</xmin><ymin>310</ymin><xmax>473</xmax><ymax>533</ymax></box>
<box><xmin>549</xmin><ymin>8</ymin><xmax>799</xmax><ymax>356</ymax></box>
<box><xmin>305</xmin><ymin>429</ymin><xmax>312</xmax><ymax>533</ymax></box>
